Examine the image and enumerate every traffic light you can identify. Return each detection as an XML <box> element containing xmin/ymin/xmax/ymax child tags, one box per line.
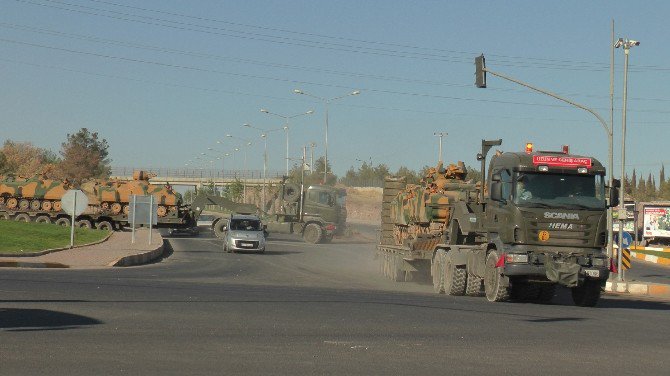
<box><xmin>475</xmin><ymin>54</ymin><xmax>486</xmax><ymax>88</ymax></box>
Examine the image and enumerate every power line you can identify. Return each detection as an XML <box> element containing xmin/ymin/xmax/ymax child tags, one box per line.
<box><xmin>15</xmin><ymin>0</ymin><xmax>667</xmax><ymax>73</ymax></box>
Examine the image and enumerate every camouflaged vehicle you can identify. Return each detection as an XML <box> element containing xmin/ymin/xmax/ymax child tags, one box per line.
<box><xmin>0</xmin><ymin>175</ymin><xmax>73</xmax><ymax>214</ymax></box>
<box><xmin>1</xmin><ymin>171</ymin><xmax>194</xmax><ymax>231</ymax></box>
<box><xmin>80</xmin><ymin>170</ymin><xmax>181</xmax><ymax>218</ymax></box>
<box><xmin>378</xmin><ymin>140</ymin><xmax>619</xmax><ymax>307</ymax></box>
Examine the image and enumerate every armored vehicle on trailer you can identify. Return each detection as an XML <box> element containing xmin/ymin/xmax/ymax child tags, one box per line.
<box><xmin>0</xmin><ymin>171</ymin><xmax>194</xmax><ymax>231</ymax></box>
<box><xmin>378</xmin><ymin>140</ymin><xmax>619</xmax><ymax>307</ymax></box>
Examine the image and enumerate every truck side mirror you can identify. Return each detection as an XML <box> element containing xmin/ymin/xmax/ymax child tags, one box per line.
<box><xmin>490</xmin><ymin>181</ymin><xmax>503</xmax><ymax>201</ymax></box>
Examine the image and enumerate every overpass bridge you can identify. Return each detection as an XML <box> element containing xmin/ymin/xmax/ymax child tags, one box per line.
<box><xmin>110</xmin><ymin>167</ymin><xmax>284</xmax><ymax>189</ymax></box>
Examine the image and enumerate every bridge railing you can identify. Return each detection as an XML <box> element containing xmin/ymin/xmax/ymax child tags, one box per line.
<box><xmin>110</xmin><ymin>167</ymin><xmax>284</xmax><ymax>180</ymax></box>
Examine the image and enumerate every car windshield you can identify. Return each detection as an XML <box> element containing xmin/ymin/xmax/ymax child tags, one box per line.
<box><xmin>230</xmin><ymin>219</ymin><xmax>262</xmax><ymax>231</ymax></box>
<box><xmin>513</xmin><ymin>172</ymin><xmax>606</xmax><ymax>210</ymax></box>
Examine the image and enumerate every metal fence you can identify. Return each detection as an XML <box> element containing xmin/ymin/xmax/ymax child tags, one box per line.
<box><xmin>110</xmin><ymin>167</ymin><xmax>284</xmax><ymax>180</ymax></box>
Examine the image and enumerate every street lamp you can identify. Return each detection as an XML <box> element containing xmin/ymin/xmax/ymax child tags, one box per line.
<box><xmin>293</xmin><ymin>88</ymin><xmax>361</xmax><ymax>183</ymax></box>
<box><xmin>614</xmin><ymin>37</ymin><xmax>640</xmax><ymax>281</ymax></box>
<box><xmin>434</xmin><ymin>132</ymin><xmax>448</xmax><ymax>163</ymax></box>
<box><xmin>260</xmin><ymin>108</ymin><xmax>314</xmax><ymax>175</ymax></box>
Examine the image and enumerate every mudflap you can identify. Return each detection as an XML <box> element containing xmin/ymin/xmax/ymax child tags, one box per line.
<box><xmin>544</xmin><ymin>255</ymin><xmax>581</xmax><ymax>288</ymax></box>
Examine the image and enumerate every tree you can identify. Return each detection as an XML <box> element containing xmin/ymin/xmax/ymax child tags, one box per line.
<box><xmin>0</xmin><ymin>140</ymin><xmax>57</xmax><ymax>177</ymax></box>
<box><xmin>59</xmin><ymin>128</ymin><xmax>111</xmax><ymax>181</ymax></box>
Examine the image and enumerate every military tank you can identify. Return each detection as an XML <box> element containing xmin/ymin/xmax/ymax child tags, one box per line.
<box><xmin>80</xmin><ymin>171</ymin><xmax>181</xmax><ymax>218</ymax></box>
<box><xmin>388</xmin><ymin>161</ymin><xmax>477</xmax><ymax>250</ymax></box>
<box><xmin>0</xmin><ymin>175</ymin><xmax>73</xmax><ymax>213</ymax></box>
<box><xmin>1</xmin><ymin>171</ymin><xmax>193</xmax><ymax>230</ymax></box>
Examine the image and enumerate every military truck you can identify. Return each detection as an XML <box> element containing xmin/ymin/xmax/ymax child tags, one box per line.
<box><xmin>377</xmin><ymin>140</ymin><xmax>619</xmax><ymax>307</ymax></box>
<box><xmin>191</xmin><ymin>181</ymin><xmax>347</xmax><ymax>244</ymax></box>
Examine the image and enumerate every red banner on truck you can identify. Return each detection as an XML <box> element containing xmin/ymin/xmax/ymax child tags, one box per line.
<box><xmin>532</xmin><ymin>156</ymin><xmax>592</xmax><ymax>168</ymax></box>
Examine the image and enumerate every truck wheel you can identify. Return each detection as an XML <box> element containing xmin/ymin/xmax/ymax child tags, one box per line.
<box><xmin>213</xmin><ymin>220</ymin><xmax>227</xmax><ymax>238</ymax></box>
<box><xmin>303</xmin><ymin>223</ymin><xmax>323</xmax><ymax>244</ymax></box>
<box><xmin>14</xmin><ymin>213</ymin><xmax>31</xmax><ymax>222</ymax></box>
<box><xmin>465</xmin><ymin>272</ymin><xmax>483</xmax><ymax>296</ymax></box>
<box><xmin>484</xmin><ymin>250</ymin><xmax>510</xmax><ymax>302</ymax></box>
<box><xmin>443</xmin><ymin>253</ymin><xmax>466</xmax><ymax>296</ymax></box>
<box><xmin>96</xmin><ymin>221</ymin><xmax>114</xmax><ymax>231</ymax></box>
<box><xmin>571</xmin><ymin>280</ymin><xmax>602</xmax><ymax>307</ymax></box>
<box><xmin>55</xmin><ymin>217</ymin><xmax>71</xmax><ymax>227</ymax></box>
<box><xmin>432</xmin><ymin>250</ymin><xmax>446</xmax><ymax>294</ymax></box>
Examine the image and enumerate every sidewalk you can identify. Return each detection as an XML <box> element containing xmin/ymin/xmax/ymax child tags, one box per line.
<box><xmin>0</xmin><ymin>228</ymin><xmax>164</xmax><ymax>269</ymax></box>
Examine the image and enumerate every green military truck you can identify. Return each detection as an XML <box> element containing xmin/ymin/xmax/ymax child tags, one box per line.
<box><xmin>191</xmin><ymin>182</ymin><xmax>347</xmax><ymax>244</ymax></box>
<box><xmin>377</xmin><ymin>140</ymin><xmax>619</xmax><ymax>306</ymax></box>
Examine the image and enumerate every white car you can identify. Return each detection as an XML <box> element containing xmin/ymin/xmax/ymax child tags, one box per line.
<box><xmin>222</xmin><ymin>214</ymin><xmax>266</xmax><ymax>253</ymax></box>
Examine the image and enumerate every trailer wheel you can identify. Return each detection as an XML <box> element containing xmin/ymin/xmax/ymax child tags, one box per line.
<box><xmin>14</xmin><ymin>213</ymin><xmax>31</xmax><ymax>222</ymax></box>
<box><xmin>432</xmin><ymin>250</ymin><xmax>446</xmax><ymax>294</ymax></box>
<box><xmin>35</xmin><ymin>215</ymin><xmax>51</xmax><ymax>224</ymax></box>
<box><xmin>443</xmin><ymin>253</ymin><xmax>466</xmax><ymax>296</ymax></box>
<box><xmin>55</xmin><ymin>217</ymin><xmax>71</xmax><ymax>227</ymax></box>
<box><xmin>571</xmin><ymin>280</ymin><xmax>602</xmax><ymax>307</ymax></box>
<box><xmin>303</xmin><ymin>223</ymin><xmax>323</xmax><ymax>244</ymax></box>
<box><xmin>96</xmin><ymin>220</ymin><xmax>114</xmax><ymax>231</ymax></box>
<box><xmin>465</xmin><ymin>273</ymin><xmax>484</xmax><ymax>296</ymax></box>
<box><xmin>484</xmin><ymin>250</ymin><xmax>510</xmax><ymax>302</ymax></box>
<box><xmin>76</xmin><ymin>219</ymin><xmax>93</xmax><ymax>229</ymax></box>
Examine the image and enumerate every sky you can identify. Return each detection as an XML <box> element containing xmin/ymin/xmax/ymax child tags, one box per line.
<box><xmin>1</xmin><ymin>0</ymin><xmax>669</xmax><ymax>181</ymax></box>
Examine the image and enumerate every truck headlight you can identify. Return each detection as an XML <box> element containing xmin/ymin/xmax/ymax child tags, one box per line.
<box><xmin>505</xmin><ymin>254</ymin><xmax>529</xmax><ymax>263</ymax></box>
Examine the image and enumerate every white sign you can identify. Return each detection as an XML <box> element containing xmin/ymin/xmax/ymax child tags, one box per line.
<box><xmin>61</xmin><ymin>190</ymin><xmax>88</xmax><ymax>216</ymax></box>
<box><xmin>643</xmin><ymin>206</ymin><xmax>670</xmax><ymax>238</ymax></box>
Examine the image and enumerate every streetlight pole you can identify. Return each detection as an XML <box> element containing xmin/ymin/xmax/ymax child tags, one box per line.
<box><xmin>226</xmin><ymin>134</ymin><xmax>253</xmax><ymax>202</ymax></box>
<box><xmin>243</xmin><ymin>123</ymin><xmax>285</xmax><ymax>211</ymax></box>
<box><xmin>615</xmin><ymin>37</ymin><xmax>640</xmax><ymax>281</ymax></box>
<box><xmin>434</xmin><ymin>132</ymin><xmax>447</xmax><ymax>163</ymax></box>
<box><xmin>260</xmin><ymin>108</ymin><xmax>314</xmax><ymax>176</ymax></box>
<box><xmin>309</xmin><ymin>142</ymin><xmax>316</xmax><ymax>173</ymax></box>
<box><xmin>294</xmin><ymin>89</ymin><xmax>361</xmax><ymax>184</ymax></box>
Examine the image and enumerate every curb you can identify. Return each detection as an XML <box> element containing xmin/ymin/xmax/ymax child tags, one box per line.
<box><xmin>0</xmin><ymin>261</ymin><xmax>69</xmax><ymax>268</ymax></box>
<box><xmin>0</xmin><ymin>231</ymin><xmax>114</xmax><ymax>258</ymax></box>
<box><xmin>605</xmin><ymin>280</ymin><xmax>670</xmax><ymax>298</ymax></box>
<box><xmin>630</xmin><ymin>251</ymin><xmax>670</xmax><ymax>266</ymax></box>
<box><xmin>108</xmin><ymin>239</ymin><xmax>165</xmax><ymax>267</ymax></box>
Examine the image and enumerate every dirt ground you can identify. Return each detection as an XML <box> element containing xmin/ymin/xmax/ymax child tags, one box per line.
<box><xmin>345</xmin><ymin>187</ymin><xmax>382</xmax><ymax>224</ymax></box>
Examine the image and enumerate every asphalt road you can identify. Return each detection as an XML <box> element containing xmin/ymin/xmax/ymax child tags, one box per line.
<box><xmin>1</xmin><ymin>225</ymin><xmax>669</xmax><ymax>375</ymax></box>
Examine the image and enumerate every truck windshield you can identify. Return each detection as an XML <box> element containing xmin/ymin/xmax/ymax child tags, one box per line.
<box><xmin>513</xmin><ymin>172</ymin><xmax>605</xmax><ymax>210</ymax></box>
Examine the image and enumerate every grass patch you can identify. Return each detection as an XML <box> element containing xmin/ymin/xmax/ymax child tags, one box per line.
<box><xmin>632</xmin><ymin>249</ymin><xmax>670</xmax><ymax>260</ymax></box>
<box><xmin>0</xmin><ymin>220</ymin><xmax>109</xmax><ymax>254</ymax></box>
